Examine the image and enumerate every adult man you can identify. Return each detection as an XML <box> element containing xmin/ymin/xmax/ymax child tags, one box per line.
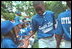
<box><xmin>55</xmin><ymin>1</ymin><xmax>71</xmax><ymax>48</ymax></box>
<box><xmin>26</xmin><ymin>1</ymin><xmax>56</xmax><ymax>48</ymax></box>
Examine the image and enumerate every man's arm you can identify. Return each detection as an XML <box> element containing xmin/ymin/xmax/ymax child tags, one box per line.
<box><xmin>25</xmin><ymin>31</ymin><xmax>36</xmax><ymax>40</ymax></box>
<box><xmin>25</xmin><ymin>17</ymin><xmax>38</xmax><ymax>40</ymax></box>
<box><xmin>18</xmin><ymin>39</ymin><xmax>29</xmax><ymax>48</ymax></box>
<box><xmin>55</xmin><ymin>34</ymin><xmax>62</xmax><ymax>48</ymax></box>
<box><xmin>55</xmin><ymin>15</ymin><xmax>64</xmax><ymax>48</ymax></box>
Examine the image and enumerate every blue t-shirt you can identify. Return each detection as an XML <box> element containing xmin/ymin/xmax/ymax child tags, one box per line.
<box><xmin>32</xmin><ymin>10</ymin><xmax>55</xmax><ymax>39</ymax></box>
<box><xmin>55</xmin><ymin>9</ymin><xmax>71</xmax><ymax>40</ymax></box>
<box><xmin>1</xmin><ymin>38</ymin><xmax>17</xmax><ymax>48</ymax></box>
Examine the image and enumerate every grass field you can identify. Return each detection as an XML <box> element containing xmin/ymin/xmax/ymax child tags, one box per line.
<box><xmin>32</xmin><ymin>41</ymin><xmax>39</xmax><ymax>48</ymax></box>
<box><xmin>32</xmin><ymin>32</ymin><xmax>39</xmax><ymax>48</ymax></box>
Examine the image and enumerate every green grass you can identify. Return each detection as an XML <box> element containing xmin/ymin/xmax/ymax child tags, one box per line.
<box><xmin>32</xmin><ymin>41</ymin><xmax>39</xmax><ymax>48</ymax></box>
<box><xmin>32</xmin><ymin>32</ymin><xmax>39</xmax><ymax>48</ymax></box>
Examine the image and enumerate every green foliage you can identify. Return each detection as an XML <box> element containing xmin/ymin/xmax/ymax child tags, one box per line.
<box><xmin>1</xmin><ymin>1</ymin><xmax>67</xmax><ymax>20</ymax></box>
<box><xmin>44</xmin><ymin>1</ymin><xmax>67</xmax><ymax>18</ymax></box>
<box><xmin>1</xmin><ymin>12</ymin><xmax>15</xmax><ymax>20</ymax></box>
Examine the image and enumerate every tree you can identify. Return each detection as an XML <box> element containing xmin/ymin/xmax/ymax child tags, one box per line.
<box><xmin>1</xmin><ymin>1</ymin><xmax>67</xmax><ymax>20</ymax></box>
<box><xmin>44</xmin><ymin>1</ymin><xmax>67</xmax><ymax>18</ymax></box>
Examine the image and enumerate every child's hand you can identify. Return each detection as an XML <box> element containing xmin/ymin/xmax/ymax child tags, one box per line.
<box><xmin>19</xmin><ymin>39</ymin><xmax>29</xmax><ymax>48</ymax></box>
<box><xmin>16</xmin><ymin>35</ymin><xmax>19</xmax><ymax>38</ymax></box>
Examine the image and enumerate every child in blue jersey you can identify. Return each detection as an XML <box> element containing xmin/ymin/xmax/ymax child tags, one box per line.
<box><xmin>18</xmin><ymin>22</ymin><xmax>35</xmax><ymax>48</ymax></box>
<box><xmin>12</xmin><ymin>22</ymin><xmax>30</xmax><ymax>47</ymax></box>
<box><xmin>18</xmin><ymin>22</ymin><xmax>31</xmax><ymax>38</ymax></box>
<box><xmin>14</xmin><ymin>11</ymin><xmax>21</xmax><ymax>23</ymax></box>
<box><xmin>55</xmin><ymin>1</ymin><xmax>71</xmax><ymax>48</ymax></box>
<box><xmin>25</xmin><ymin>1</ymin><xmax>56</xmax><ymax>48</ymax></box>
<box><xmin>1</xmin><ymin>20</ymin><xmax>29</xmax><ymax>48</ymax></box>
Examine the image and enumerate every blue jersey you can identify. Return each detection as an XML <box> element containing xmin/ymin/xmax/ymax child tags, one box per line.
<box><xmin>18</xmin><ymin>26</ymin><xmax>32</xmax><ymax>37</ymax></box>
<box><xmin>17</xmin><ymin>27</ymin><xmax>32</xmax><ymax>40</ymax></box>
<box><xmin>32</xmin><ymin>10</ymin><xmax>55</xmax><ymax>39</ymax></box>
<box><xmin>56</xmin><ymin>9</ymin><xmax>71</xmax><ymax>40</ymax></box>
<box><xmin>27</xmin><ymin>26</ymin><xmax>32</xmax><ymax>32</ymax></box>
<box><xmin>1</xmin><ymin>38</ymin><xmax>17</xmax><ymax>48</ymax></box>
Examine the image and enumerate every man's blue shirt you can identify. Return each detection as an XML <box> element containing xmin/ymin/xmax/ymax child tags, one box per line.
<box><xmin>32</xmin><ymin>10</ymin><xmax>55</xmax><ymax>39</ymax></box>
<box><xmin>55</xmin><ymin>9</ymin><xmax>71</xmax><ymax>40</ymax></box>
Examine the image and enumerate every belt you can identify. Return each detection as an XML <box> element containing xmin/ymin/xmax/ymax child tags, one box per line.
<box><xmin>62</xmin><ymin>39</ymin><xmax>71</xmax><ymax>41</ymax></box>
<box><xmin>62</xmin><ymin>38</ymin><xmax>71</xmax><ymax>41</ymax></box>
<box><xmin>40</xmin><ymin>35</ymin><xmax>54</xmax><ymax>39</ymax></box>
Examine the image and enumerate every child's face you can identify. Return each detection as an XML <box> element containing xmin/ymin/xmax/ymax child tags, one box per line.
<box><xmin>14</xmin><ymin>26</ymin><xmax>20</xmax><ymax>35</ymax></box>
<box><xmin>18</xmin><ymin>24</ymin><xmax>22</xmax><ymax>29</ymax></box>
<box><xmin>22</xmin><ymin>24</ymin><xmax>27</xmax><ymax>28</ymax></box>
<box><xmin>25</xmin><ymin>24</ymin><xmax>27</xmax><ymax>27</ymax></box>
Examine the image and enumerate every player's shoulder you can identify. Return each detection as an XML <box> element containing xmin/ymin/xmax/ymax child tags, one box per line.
<box><xmin>32</xmin><ymin>14</ymin><xmax>39</xmax><ymax>20</ymax></box>
<box><xmin>2</xmin><ymin>38</ymin><xmax>13</xmax><ymax>43</ymax></box>
<box><xmin>46</xmin><ymin>10</ymin><xmax>54</xmax><ymax>14</ymax></box>
<box><xmin>58</xmin><ymin>9</ymin><xmax>71</xmax><ymax>18</ymax></box>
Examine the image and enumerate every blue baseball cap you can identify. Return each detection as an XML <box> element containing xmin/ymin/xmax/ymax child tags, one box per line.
<box><xmin>26</xmin><ymin>18</ymin><xmax>31</xmax><ymax>21</ymax></box>
<box><xmin>1</xmin><ymin>20</ymin><xmax>21</xmax><ymax>35</ymax></box>
<box><xmin>1</xmin><ymin>20</ymin><xmax>14</xmax><ymax>35</ymax></box>
<box><xmin>13</xmin><ymin>22</ymin><xmax>22</xmax><ymax>27</ymax></box>
<box><xmin>15</xmin><ymin>11</ymin><xmax>21</xmax><ymax>14</ymax></box>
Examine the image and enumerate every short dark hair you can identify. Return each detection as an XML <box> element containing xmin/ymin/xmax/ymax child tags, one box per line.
<box><xmin>33</xmin><ymin>1</ymin><xmax>44</xmax><ymax>6</ymax></box>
